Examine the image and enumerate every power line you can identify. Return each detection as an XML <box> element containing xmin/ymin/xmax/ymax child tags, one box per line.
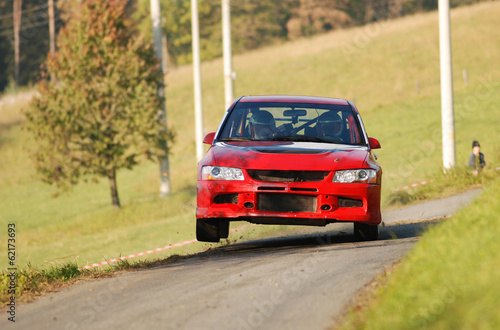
<box><xmin>0</xmin><ymin>0</ymin><xmax>67</xmax><ymax>22</ymax></box>
<box><xmin>0</xmin><ymin>2</ymin><xmax>51</xmax><ymax>21</ymax></box>
<box><xmin>0</xmin><ymin>1</ymin><xmax>63</xmax><ymax>37</ymax></box>
<box><xmin>0</xmin><ymin>15</ymin><xmax>64</xmax><ymax>37</ymax></box>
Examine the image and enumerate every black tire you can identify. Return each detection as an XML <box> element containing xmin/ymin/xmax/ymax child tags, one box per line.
<box><xmin>354</xmin><ymin>223</ymin><xmax>379</xmax><ymax>241</ymax></box>
<box><xmin>196</xmin><ymin>219</ymin><xmax>220</xmax><ymax>242</ymax></box>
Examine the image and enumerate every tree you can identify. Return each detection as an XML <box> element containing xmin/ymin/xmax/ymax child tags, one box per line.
<box><xmin>13</xmin><ymin>0</ymin><xmax>22</xmax><ymax>86</ymax></box>
<box><xmin>24</xmin><ymin>0</ymin><xmax>171</xmax><ymax>208</ymax></box>
<box><xmin>0</xmin><ymin>27</ymin><xmax>10</xmax><ymax>92</ymax></box>
<box><xmin>286</xmin><ymin>0</ymin><xmax>352</xmax><ymax>39</ymax></box>
<box><xmin>231</xmin><ymin>0</ymin><xmax>293</xmax><ymax>50</ymax></box>
<box><xmin>134</xmin><ymin>0</ymin><xmax>222</xmax><ymax>65</ymax></box>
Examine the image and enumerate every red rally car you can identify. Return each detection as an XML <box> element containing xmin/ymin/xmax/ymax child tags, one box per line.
<box><xmin>196</xmin><ymin>95</ymin><xmax>382</xmax><ymax>242</ymax></box>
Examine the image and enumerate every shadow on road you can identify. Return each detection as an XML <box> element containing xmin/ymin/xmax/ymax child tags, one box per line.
<box><xmin>172</xmin><ymin>218</ymin><xmax>445</xmax><ymax>263</ymax></box>
<box><xmin>147</xmin><ymin>219</ymin><xmax>446</xmax><ymax>272</ymax></box>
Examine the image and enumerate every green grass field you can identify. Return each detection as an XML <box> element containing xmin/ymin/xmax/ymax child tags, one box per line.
<box><xmin>341</xmin><ymin>175</ymin><xmax>500</xmax><ymax>329</ymax></box>
<box><xmin>0</xmin><ymin>2</ymin><xmax>499</xmax><ymax>274</ymax></box>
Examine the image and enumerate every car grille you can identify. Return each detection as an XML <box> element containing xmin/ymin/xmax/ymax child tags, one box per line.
<box><xmin>247</xmin><ymin>170</ymin><xmax>329</xmax><ymax>182</ymax></box>
<box><xmin>258</xmin><ymin>193</ymin><xmax>317</xmax><ymax>213</ymax></box>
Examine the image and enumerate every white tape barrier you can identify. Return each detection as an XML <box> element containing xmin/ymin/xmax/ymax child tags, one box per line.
<box><xmin>80</xmin><ymin>225</ymin><xmax>247</xmax><ymax>270</ymax></box>
<box><xmin>395</xmin><ymin>166</ymin><xmax>500</xmax><ymax>191</ymax></box>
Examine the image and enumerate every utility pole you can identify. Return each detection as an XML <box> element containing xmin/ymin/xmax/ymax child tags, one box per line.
<box><xmin>13</xmin><ymin>0</ymin><xmax>22</xmax><ymax>86</ymax></box>
<box><xmin>438</xmin><ymin>0</ymin><xmax>456</xmax><ymax>169</ymax></box>
<box><xmin>48</xmin><ymin>0</ymin><xmax>55</xmax><ymax>56</ymax></box>
<box><xmin>150</xmin><ymin>0</ymin><xmax>171</xmax><ymax>197</ymax></box>
<box><xmin>222</xmin><ymin>0</ymin><xmax>234</xmax><ymax>111</ymax></box>
<box><xmin>191</xmin><ymin>0</ymin><xmax>204</xmax><ymax>162</ymax></box>
<box><xmin>161</xmin><ymin>34</ymin><xmax>168</xmax><ymax>82</ymax></box>
<box><xmin>48</xmin><ymin>0</ymin><xmax>56</xmax><ymax>82</ymax></box>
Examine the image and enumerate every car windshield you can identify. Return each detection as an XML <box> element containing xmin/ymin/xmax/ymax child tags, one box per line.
<box><xmin>218</xmin><ymin>101</ymin><xmax>365</xmax><ymax>145</ymax></box>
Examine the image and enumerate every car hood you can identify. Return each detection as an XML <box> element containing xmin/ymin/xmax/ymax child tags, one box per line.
<box><xmin>201</xmin><ymin>141</ymin><xmax>370</xmax><ymax>171</ymax></box>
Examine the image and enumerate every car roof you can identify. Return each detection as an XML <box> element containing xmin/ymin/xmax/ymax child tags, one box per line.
<box><xmin>238</xmin><ymin>95</ymin><xmax>350</xmax><ymax>105</ymax></box>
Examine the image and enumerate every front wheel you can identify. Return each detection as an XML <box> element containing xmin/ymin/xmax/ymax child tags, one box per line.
<box><xmin>354</xmin><ymin>223</ymin><xmax>379</xmax><ymax>241</ymax></box>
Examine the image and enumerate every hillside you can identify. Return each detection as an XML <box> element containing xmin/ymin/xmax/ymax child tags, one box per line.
<box><xmin>0</xmin><ymin>1</ymin><xmax>499</xmax><ymax>270</ymax></box>
<box><xmin>165</xmin><ymin>1</ymin><xmax>500</xmax><ymax>192</ymax></box>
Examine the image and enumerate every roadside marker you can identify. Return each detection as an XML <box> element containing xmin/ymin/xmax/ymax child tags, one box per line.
<box><xmin>394</xmin><ymin>180</ymin><xmax>433</xmax><ymax>191</ymax></box>
<box><xmin>79</xmin><ymin>225</ymin><xmax>247</xmax><ymax>270</ymax></box>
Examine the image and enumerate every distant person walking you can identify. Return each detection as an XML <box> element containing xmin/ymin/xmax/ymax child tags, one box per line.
<box><xmin>468</xmin><ymin>140</ymin><xmax>486</xmax><ymax>176</ymax></box>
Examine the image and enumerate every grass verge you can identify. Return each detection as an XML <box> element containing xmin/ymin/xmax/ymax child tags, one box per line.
<box><xmin>340</xmin><ymin>175</ymin><xmax>500</xmax><ymax>329</ymax></box>
<box><xmin>386</xmin><ymin>165</ymin><xmax>495</xmax><ymax>208</ymax></box>
<box><xmin>1</xmin><ymin>262</ymin><xmax>82</xmax><ymax>306</ymax></box>
<box><xmin>0</xmin><ymin>254</ymin><xmax>192</xmax><ymax>307</ymax></box>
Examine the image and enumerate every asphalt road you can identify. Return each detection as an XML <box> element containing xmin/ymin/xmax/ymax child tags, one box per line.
<box><xmin>3</xmin><ymin>189</ymin><xmax>482</xmax><ymax>330</ymax></box>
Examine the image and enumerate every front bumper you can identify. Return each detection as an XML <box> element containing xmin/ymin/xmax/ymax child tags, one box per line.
<box><xmin>196</xmin><ymin>174</ymin><xmax>381</xmax><ymax>226</ymax></box>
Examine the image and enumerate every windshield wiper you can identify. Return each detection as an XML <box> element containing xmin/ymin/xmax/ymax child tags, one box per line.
<box><xmin>268</xmin><ymin>136</ymin><xmax>340</xmax><ymax>143</ymax></box>
<box><xmin>219</xmin><ymin>137</ymin><xmax>253</xmax><ymax>142</ymax></box>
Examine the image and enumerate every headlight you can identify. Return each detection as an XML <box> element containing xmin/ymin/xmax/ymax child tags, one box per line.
<box><xmin>202</xmin><ymin>166</ymin><xmax>244</xmax><ymax>181</ymax></box>
<box><xmin>333</xmin><ymin>169</ymin><xmax>377</xmax><ymax>183</ymax></box>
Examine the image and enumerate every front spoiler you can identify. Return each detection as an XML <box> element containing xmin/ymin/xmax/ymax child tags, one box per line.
<box><xmin>197</xmin><ymin>180</ymin><xmax>381</xmax><ymax>225</ymax></box>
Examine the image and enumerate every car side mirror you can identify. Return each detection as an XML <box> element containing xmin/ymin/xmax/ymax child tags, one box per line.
<box><xmin>368</xmin><ymin>137</ymin><xmax>381</xmax><ymax>149</ymax></box>
<box><xmin>203</xmin><ymin>132</ymin><xmax>216</xmax><ymax>145</ymax></box>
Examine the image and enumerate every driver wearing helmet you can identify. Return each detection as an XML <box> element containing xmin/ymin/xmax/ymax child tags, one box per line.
<box><xmin>249</xmin><ymin>110</ymin><xmax>279</xmax><ymax>140</ymax></box>
<box><xmin>316</xmin><ymin>112</ymin><xmax>344</xmax><ymax>141</ymax></box>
